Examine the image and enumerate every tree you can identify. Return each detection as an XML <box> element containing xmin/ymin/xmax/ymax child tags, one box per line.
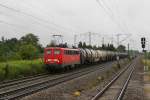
<box><xmin>102</xmin><ymin>44</ymin><xmax>106</xmax><ymax>50</ymax></box>
<box><xmin>20</xmin><ymin>33</ymin><xmax>43</xmax><ymax>54</ymax></box>
<box><xmin>1</xmin><ymin>36</ymin><xmax>5</xmax><ymax>42</ymax></box>
<box><xmin>83</xmin><ymin>42</ymin><xmax>87</xmax><ymax>48</ymax></box>
<box><xmin>86</xmin><ymin>45</ymin><xmax>92</xmax><ymax>49</ymax></box>
<box><xmin>78</xmin><ymin>41</ymin><xmax>83</xmax><ymax>48</ymax></box>
<box><xmin>20</xmin><ymin>33</ymin><xmax>39</xmax><ymax>46</ymax></box>
<box><xmin>6</xmin><ymin>38</ymin><xmax>19</xmax><ymax>52</ymax></box>
<box><xmin>37</xmin><ymin>44</ymin><xmax>44</xmax><ymax>53</ymax></box>
<box><xmin>93</xmin><ymin>45</ymin><xmax>97</xmax><ymax>49</ymax></box>
<box><xmin>0</xmin><ymin>33</ymin><xmax>44</xmax><ymax>62</ymax></box>
<box><xmin>0</xmin><ymin>37</ymin><xmax>20</xmax><ymax>61</ymax></box>
<box><xmin>109</xmin><ymin>44</ymin><xmax>116</xmax><ymax>51</ymax></box>
<box><xmin>18</xmin><ymin>44</ymin><xmax>39</xmax><ymax>60</ymax></box>
<box><xmin>117</xmin><ymin>45</ymin><xmax>126</xmax><ymax>52</ymax></box>
<box><xmin>0</xmin><ymin>43</ymin><xmax>9</xmax><ymax>61</ymax></box>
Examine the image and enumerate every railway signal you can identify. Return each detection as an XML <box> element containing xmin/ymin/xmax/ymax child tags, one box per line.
<box><xmin>141</xmin><ymin>37</ymin><xmax>146</xmax><ymax>52</ymax></box>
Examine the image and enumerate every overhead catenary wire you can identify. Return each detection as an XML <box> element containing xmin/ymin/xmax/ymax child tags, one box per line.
<box><xmin>96</xmin><ymin>0</ymin><xmax>132</xmax><ymax>47</ymax></box>
<box><xmin>0</xmin><ymin>3</ymin><xmax>79</xmax><ymax>33</ymax></box>
<box><xmin>96</xmin><ymin>0</ymin><xmax>127</xmax><ymax>34</ymax></box>
<box><xmin>102</xmin><ymin>0</ymin><xmax>130</xmax><ymax>34</ymax></box>
<box><xmin>96</xmin><ymin>0</ymin><xmax>125</xmax><ymax>33</ymax></box>
<box><xmin>0</xmin><ymin>20</ymin><xmax>21</xmax><ymax>29</ymax></box>
<box><xmin>104</xmin><ymin>0</ymin><xmax>130</xmax><ymax>33</ymax></box>
<box><xmin>101</xmin><ymin>0</ymin><xmax>132</xmax><ymax>41</ymax></box>
<box><xmin>0</xmin><ymin>20</ymin><xmax>27</xmax><ymax>38</ymax></box>
<box><xmin>103</xmin><ymin>0</ymin><xmax>128</xmax><ymax>33</ymax></box>
<box><xmin>0</xmin><ymin>12</ymin><xmax>62</xmax><ymax>34</ymax></box>
<box><xmin>0</xmin><ymin>19</ymin><xmax>55</xmax><ymax>35</ymax></box>
<box><xmin>0</xmin><ymin>20</ymin><xmax>27</xmax><ymax>33</ymax></box>
<box><xmin>0</xmin><ymin>12</ymin><xmax>66</xmax><ymax>34</ymax></box>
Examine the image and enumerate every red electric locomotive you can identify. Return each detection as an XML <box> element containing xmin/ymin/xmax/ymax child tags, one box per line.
<box><xmin>44</xmin><ymin>47</ymin><xmax>80</xmax><ymax>70</ymax></box>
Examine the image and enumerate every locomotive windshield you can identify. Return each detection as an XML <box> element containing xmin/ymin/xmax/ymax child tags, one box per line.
<box><xmin>54</xmin><ymin>49</ymin><xmax>61</xmax><ymax>54</ymax></box>
<box><xmin>47</xmin><ymin>50</ymin><xmax>51</xmax><ymax>54</ymax></box>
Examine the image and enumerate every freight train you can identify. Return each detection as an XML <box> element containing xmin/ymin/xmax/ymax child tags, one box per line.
<box><xmin>44</xmin><ymin>47</ymin><xmax>128</xmax><ymax>70</ymax></box>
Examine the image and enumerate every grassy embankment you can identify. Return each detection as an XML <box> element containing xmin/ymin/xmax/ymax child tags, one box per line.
<box><xmin>143</xmin><ymin>54</ymin><xmax>150</xmax><ymax>99</ymax></box>
<box><xmin>143</xmin><ymin>53</ymin><xmax>150</xmax><ymax>72</ymax></box>
<box><xmin>143</xmin><ymin>59</ymin><xmax>150</xmax><ymax>72</ymax></box>
<box><xmin>0</xmin><ymin>59</ymin><xmax>46</xmax><ymax>81</ymax></box>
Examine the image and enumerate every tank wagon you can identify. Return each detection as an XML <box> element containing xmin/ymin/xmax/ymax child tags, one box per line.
<box><xmin>44</xmin><ymin>47</ymin><xmax>127</xmax><ymax>70</ymax></box>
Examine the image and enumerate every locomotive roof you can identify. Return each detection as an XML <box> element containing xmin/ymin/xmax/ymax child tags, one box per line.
<box><xmin>45</xmin><ymin>47</ymin><xmax>79</xmax><ymax>50</ymax></box>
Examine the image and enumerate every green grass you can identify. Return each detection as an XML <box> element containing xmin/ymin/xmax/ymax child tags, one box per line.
<box><xmin>143</xmin><ymin>59</ymin><xmax>150</xmax><ymax>72</ymax></box>
<box><xmin>0</xmin><ymin>59</ymin><xmax>46</xmax><ymax>80</ymax></box>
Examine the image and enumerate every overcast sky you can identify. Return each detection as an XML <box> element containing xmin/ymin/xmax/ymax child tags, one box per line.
<box><xmin>0</xmin><ymin>0</ymin><xmax>149</xmax><ymax>51</ymax></box>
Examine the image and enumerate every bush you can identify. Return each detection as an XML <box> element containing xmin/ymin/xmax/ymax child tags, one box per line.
<box><xmin>18</xmin><ymin>44</ymin><xmax>39</xmax><ymax>60</ymax></box>
<box><xmin>7</xmin><ymin>52</ymin><xmax>22</xmax><ymax>61</ymax></box>
<box><xmin>0</xmin><ymin>59</ymin><xmax>45</xmax><ymax>80</ymax></box>
<box><xmin>144</xmin><ymin>52</ymin><xmax>150</xmax><ymax>59</ymax></box>
<box><xmin>0</xmin><ymin>63</ymin><xmax>6</xmax><ymax>80</ymax></box>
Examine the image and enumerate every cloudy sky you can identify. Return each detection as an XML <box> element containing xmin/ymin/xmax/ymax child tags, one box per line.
<box><xmin>0</xmin><ymin>0</ymin><xmax>149</xmax><ymax>51</ymax></box>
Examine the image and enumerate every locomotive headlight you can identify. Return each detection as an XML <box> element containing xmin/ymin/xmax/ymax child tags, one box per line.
<box><xmin>53</xmin><ymin>59</ymin><xmax>59</xmax><ymax>63</ymax></box>
<box><xmin>57</xmin><ymin>60</ymin><xmax>59</xmax><ymax>63</ymax></box>
<box><xmin>53</xmin><ymin>59</ymin><xmax>57</xmax><ymax>61</ymax></box>
<box><xmin>47</xmin><ymin>59</ymin><xmax>59</xmax><ymax>63</ymax></box>
<box><xmin>47</xmin><ymin>59</ymin><xmax>51</xmax><ymax>62</ymax></box>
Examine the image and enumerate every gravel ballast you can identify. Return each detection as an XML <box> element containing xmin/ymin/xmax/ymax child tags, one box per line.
<box><xmin>21</xmin><ymin>59</ymin><xmax>130</xmax><ymax>100</ymax></box>
<box><xmin>122</xmin><ymin>57</ymin><xmax>144</xmax><ymax>100</ymax></box>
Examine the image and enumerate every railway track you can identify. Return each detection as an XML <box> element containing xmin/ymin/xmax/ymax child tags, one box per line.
<box><xmin>0</xmin><ymin>60</ymin><xmax>117</xmax><ymax>100</ymax></box>
<box><xmin>91</xmin><ymin>57</ymin><xmax>137</xmax><ymax>100</ymax></box>
<box><xmin>0</xmin><ymin>73</ymin><xmax>50</xmax><ymax>89</ymax></box>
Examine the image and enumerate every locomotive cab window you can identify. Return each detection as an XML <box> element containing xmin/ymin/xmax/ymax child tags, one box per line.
<box><xmin>47</xmin><ymin>50</ymin><xmax>51</xmax><ymax>54</ymax></box>
<box><xmin>54</xmin><ymin>50</ymin><xmax>60</xmax><ymax>54</ymax></box>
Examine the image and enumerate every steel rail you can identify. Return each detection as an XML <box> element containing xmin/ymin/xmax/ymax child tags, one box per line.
<box><xmin>0</xmin><ymin>73</ymin><xmax>48</xmax><ymax>84</ymax></box>
<box><xmin>91</xmin><ymin>60</ymin><xmax>134</xmax><ymax>100</ymax></box>
<box><xmin>116</xmin><ymin>65</ymin><xmax>135</xmax><ymax>100</ymax></box>
<box><xmin>0</xmin><ymin>61</ymin><xmax>115</xmax><ymax>100</ymax></box>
